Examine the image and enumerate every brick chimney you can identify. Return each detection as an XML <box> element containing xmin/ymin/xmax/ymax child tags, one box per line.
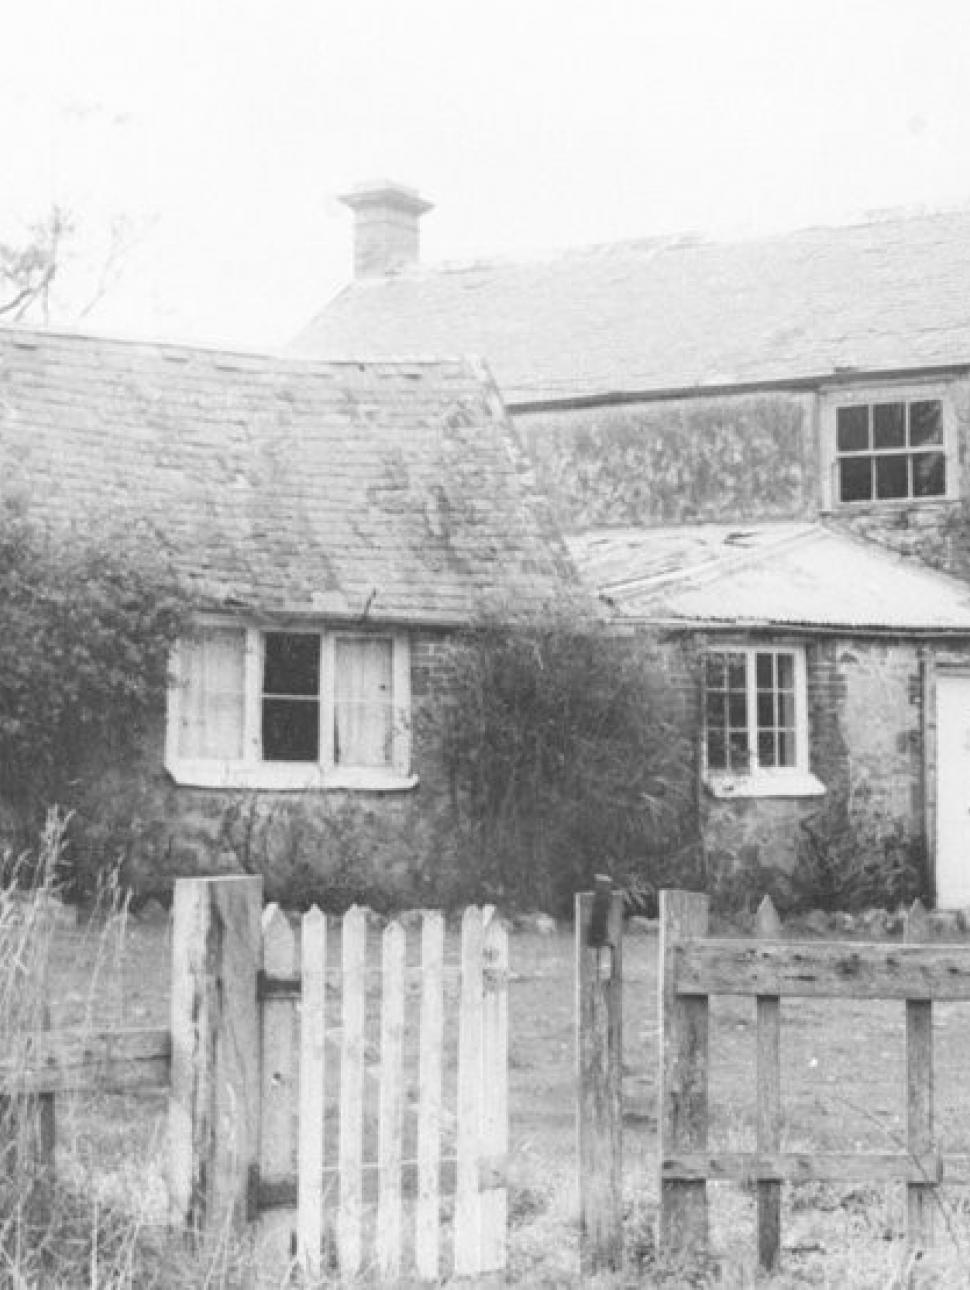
<box><xmin>339</xmin><ymin>180</ymin><xmax>433</xmax><ymax>279</ymax></box>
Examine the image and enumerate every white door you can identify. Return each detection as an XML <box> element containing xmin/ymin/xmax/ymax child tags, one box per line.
<box><xmin>936</xmin><ymin>672</ymin><xmax>970</xmax><ymax>907</ymax></box>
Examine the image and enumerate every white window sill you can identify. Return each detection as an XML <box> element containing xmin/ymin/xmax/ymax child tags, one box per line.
<box><xmin>166</xmin><ymin>759</ymin><xmax>419</xmax><ymax>793</ymax></box>
<box><xmin>704</xmin><ymin>771</ymin><xmax>826</xmax><ymax>800</ymax></box>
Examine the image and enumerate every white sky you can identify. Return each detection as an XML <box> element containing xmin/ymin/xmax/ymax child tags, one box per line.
<box><xmin>3</xmin><ymin>0</ymin><xmax>969</xmax><ymax>349</ymax></box>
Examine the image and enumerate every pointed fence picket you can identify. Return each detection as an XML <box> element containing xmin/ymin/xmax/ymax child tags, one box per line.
<box><xmin>168</xmin><ymin>878</ymin><xmax>509</xmax><ymax>1285</ymax></box>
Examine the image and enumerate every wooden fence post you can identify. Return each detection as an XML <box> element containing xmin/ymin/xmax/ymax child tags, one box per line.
<box><xmin>658</xmin><ymin>888</ymin><xmax>710</xmax><ymax>1261</ymax></box>
<box><xmin>168</xmin><ymin>875</ymin><xmax>263</xmax><ymax>1239</ymax></box>
<box><xmin>904</xmin><ymin>898</ymin><xmax>934</xmax><ymax>1255</ymax></box>
<box><xmin>755</xmin><ymin>895</ymin><xmax>783</xmax><ymax>1272</ymax></box>
<box><xmin>575</xmin><ymin>880</ymin><xmax>624</xmax><ymax>1277</ymax></box>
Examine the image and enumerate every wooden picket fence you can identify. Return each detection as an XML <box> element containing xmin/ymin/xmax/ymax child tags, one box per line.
<box><xmin>1</xmin><ymin>876</ymin><xmax>509</xmax><ymax>1284</ymax></box>
<box><xmin>168</xmin><ymin>876</ymin><xmax>510</xmax><ymax>1282</ymax></box>
<box><xmin>658</xmin><ymin>887</ymin><xmax>970</xmax><ymax>1273</ymax></box>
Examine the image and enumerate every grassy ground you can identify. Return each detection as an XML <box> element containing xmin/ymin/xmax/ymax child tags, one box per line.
<box><xmin>25</xmin><ymin>908</ymin><xmax>970</xmax><ymax>1287</ymax></box>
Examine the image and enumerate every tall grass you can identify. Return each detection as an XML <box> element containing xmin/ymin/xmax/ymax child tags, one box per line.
<box><xmin>0</xmin><ymin>814</ymin><xmax>265</xmax><ymax>1289</ymax></box>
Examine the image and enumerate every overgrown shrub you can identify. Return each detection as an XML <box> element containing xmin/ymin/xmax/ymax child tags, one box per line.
<box><xmin>418</xmin><ymin>599</ymin><xmax>699</xmax><ymax>915</ymax></box>
<box><xmin>790</xmin><ymin>805</ymin><xmax>928</xmax><ymax>912</ymax></box>
<box><xmin>0</xmin><ymin>502</ymin><xmax>196</xmax><ymax>892</ymax></box>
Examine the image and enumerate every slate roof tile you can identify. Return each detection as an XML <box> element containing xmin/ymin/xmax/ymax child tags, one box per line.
<box><xmin>292</xmin><ymin>208</ymin><xmax>970</xmax><ymax>403</ymax></box>
<box><xmin>0</xmin><ymin>327</ymin><xmax>575</xmax><ymax>623</ymax></box>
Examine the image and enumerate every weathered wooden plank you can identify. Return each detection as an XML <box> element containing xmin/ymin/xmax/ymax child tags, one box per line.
<box><xmin>659</xmin><ymin>890</ymin><xmax>710</xmax><ymax>1260</ymax></box>
<box><xmin>415</xmin><ymin>910</ymin><xmax>444</xmax><ymax>1282</ymax></box>
<box><xmin>675</xmin><ymin>939</ymin><xmax>970</xmax><ymax>1000</ymax></box>
<box><xmin>337</xmin><ymin>906</ymin><xmax>367</xmax><ymax>1278</ymax></box>
<box><xmin>0</xmin><ymin>1027</ymin><xmax>171</xmax><ymax>1094</ymax></box>
<box><xmin>376</xmin><ymin>921</ymin><xmax>406</xmax><ymax>1281</ymax></box>
<box><xmin>576</xmin><ymin>887</ymin><xmax>624</xmax><ymax>1277</ymax></box>
<box><xmin>168</xmin><ymin>875</ymin><xmax>263</xmax><ymax>1235</ymax></box>
<box><xmin>454</xmin><ymin>906</ymin><xmax>484</xmax><ymax>1276</ymax></box>
<box><xmin>297</xmin><ymin>906</ymin><xmax>327</xmax><ymax>1279</ymax></box>
<box><xmin>905</xmin><ymin>899</ymin><xmax>934</xmax><ymax>1256</ymax></box>
<box><xmin>755</xmin><ymin>895</ymin><xmax>782</xmax><ymax>1273</ymax></box>
<box><xmin>663</xmin><ymin>1151</ymin><xmax>943</xmax><ymax>1185</ymax></box>
<box><xmin>480</xmin><ymin>909</ymin><xmax>510</xmax><ymax>1274</ymax></box>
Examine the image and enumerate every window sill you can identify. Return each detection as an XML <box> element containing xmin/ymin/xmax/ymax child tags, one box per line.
<box><xmin>166</xmin><ymin>760</ymin><xmax>419</xmax><ymax>793</ymax></box>
<box><xmin>704</xmin><ymin>771</ymin><xmax>826</xmax><ymax>800</ymax></box>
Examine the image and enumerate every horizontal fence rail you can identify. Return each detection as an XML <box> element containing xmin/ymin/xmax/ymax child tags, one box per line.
<box><xmin>1</xmin><ymin>1027</ymin><xmax>170</xmax><ymax>1095</ymax></box>
<box><xmin>673</xmin><ymin>939</ymin><xmax>970</xmax><ymax>1000</ymax></box>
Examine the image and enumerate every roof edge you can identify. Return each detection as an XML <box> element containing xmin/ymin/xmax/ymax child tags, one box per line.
<box><xmin>507</xmin><ymin>361</ymin><xmax>970</xmax><ymax>414</ymax></box>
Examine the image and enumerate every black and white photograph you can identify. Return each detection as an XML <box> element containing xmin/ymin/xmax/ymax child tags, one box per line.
<box><xmin>2</xmin><ymin>2</ymin><xmax>970</xmax><ymax>1285</ymax></box>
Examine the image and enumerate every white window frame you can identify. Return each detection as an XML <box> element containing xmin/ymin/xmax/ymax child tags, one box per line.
<box><xmin>702</xmin><ymin>644</ymin><xmax>824</xmax><ymax>799</ymax></box>
<box><xmin>165</xmin><ymin>619</ymin><xmax>415</xmax><ymax>791</ymax></box>
<box><xmin>820</xmin><ymin>381</ymin><xmax>958</xmax><ymax>511</ymax></box>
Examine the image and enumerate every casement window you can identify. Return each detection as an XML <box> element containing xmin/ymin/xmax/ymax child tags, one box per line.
<box><xmin>166</xmin><ymin>623</ymin><xmax>413</xmax><ymax>790</ymax></box>
<box><xmin>823</xmin><ymin>386</ymin><xmax>955</xmax><ymax>508</ymax></box>
<box><xmin>702</xmin><ymin>645</ymin><xmax>823</xmax><ymax>798</ymax></box>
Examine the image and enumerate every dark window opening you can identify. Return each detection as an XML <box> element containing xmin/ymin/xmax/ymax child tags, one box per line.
<box><xmin>835</xmin><ymin>398</ymin><xmax>945</xmax><ymax>503</ymax></box>
<box><xmin>262</xmin><ymin>632</ymin><xmax>321</xmax><ymax>761</ymax></box>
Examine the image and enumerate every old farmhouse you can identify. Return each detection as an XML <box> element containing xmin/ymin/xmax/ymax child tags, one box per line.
<box><xmin>294</xmin><ymin>184</ymin><xmax>970</xmax><ymax>906</ymax></box>
<box><xmin>0</xmin><ymin>327</ymin><xmax>574</xmax><ymax>895</ymax></box>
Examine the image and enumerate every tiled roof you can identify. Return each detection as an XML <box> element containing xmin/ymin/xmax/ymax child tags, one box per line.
<box><xmin>569</xmin><ymin>522</ymin><xmax>970</xmax><ymax>634</ymax></box>
<box><xmin>292</xmin><ymin>209</ymin><xmax>970</xmax><ymax>404</ymax></box>
<box><xmin>0</xmin><ymin>327</ymin><xmax>575</xmax><ymax>623</ymax></box>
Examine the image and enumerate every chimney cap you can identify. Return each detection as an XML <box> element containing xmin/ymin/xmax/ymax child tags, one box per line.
<box><xmin>339</xmin><ymin>179</ymin><xmax>434</xmax><ymax>217</ymax></box>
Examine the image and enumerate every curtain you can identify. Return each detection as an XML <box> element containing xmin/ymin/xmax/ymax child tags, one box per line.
<box><xmin>334</xmin><ymin>637</ymin><xmax>393</xmax><ymax>767</ymax></box>
<box><xmin>177</xmin><ymin>628</ymin><xmax>246</xmax><ymax>759</ymax></box>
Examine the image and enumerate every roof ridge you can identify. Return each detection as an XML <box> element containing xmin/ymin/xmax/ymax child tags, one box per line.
<box><xmin>335</xmin><ymin>202</ymin><xmax>970</xmax><ymax>284</ymax></box>
<box><xmin>0</xmin><ymin>323</ymin><xmax>475</xmax><ymax>374</ymax></box>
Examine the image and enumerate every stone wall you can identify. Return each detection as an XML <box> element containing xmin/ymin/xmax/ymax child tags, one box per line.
<box><xmin>699</xmin><ymin>637</ymin><xmax>927</xmax><ymax>894</ymax></box>
<box><xmin>520</xmin><ymin>391</ymin><xmax>818</xmax><ymax>532</ymax></box>
<box><xmin>516</xmin><ymin>378</ymin><xmax>970</xmax><ymax>575</ymax></box>
<box><xmin>102</xmin><ymin>627</ymin><xmax>457</xmax><ymax>904</ymax></box>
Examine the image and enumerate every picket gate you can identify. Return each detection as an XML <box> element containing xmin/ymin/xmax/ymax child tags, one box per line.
<box><xmin>168</xmin><ymin>875</ymin><xmax>509</xmax><ymax>1283</ymax></box>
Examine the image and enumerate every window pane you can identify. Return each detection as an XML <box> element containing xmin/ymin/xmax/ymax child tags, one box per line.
<box><xmin>728</xmin><ymin>731</ymin><xmax>749</xmax><ymax>771</ymax></box>
<box><xmin>776</xmin><ymin>653</ymin><xmax>794</xmax><ymax>691</ymax></box>
<box><xmin>262</xmin><ymin>698</ymin><xmax>319</xmax><ymax>761</ymax></box>
<box><xmin>837</xmin><ymin>405</ymin><xmax>869</xmax><ymax>452</ymax></box>
<box><xmin>839</xmin><ymin>456</ymin><xmax>872</xmax><ymax>502</ymax></box>
<box><xmin>728</xmin><ymin>692</ymin><xmax>747</xmax><ymax>727</ymax></box>
<box><xmin>264</xmin><ymin>633</ymin><xmax>320</xmax><ymax>696</ymax></box>
<box><xmin>178</xmin><ymin>628</ymin><xmax>245</xmax><ymax>760</ymax></box>
<box><xmin>875</xmin><ymin>455</ymin><xmax>908</xmax><ymax>499</ymax></box>
<box><xmin>777</xmin><ymin>730</ymin><xmax>796</xmax><ymax>768</ymax></box>
<box><xmin>873</xmin><ymin>402</ymin><xmax>905</xmax><ymax>449</ymax></box>
<box><xmin>707</xmin><ymin>728</ymin><xmax>726</xmax><ymax>770</ymax></box>
<box><xmin>335</xmin><ymin>637</ymin><xmax>394</xmax><ymax>767</ymax></box>
<box><xmin>705</xmin><ymin>691</ymin><xmax>725</xmax><ymax>726</ymax></box>
<box><xmin>755</xmin><ymin>652</ymin><xmax>773</xmax><ymax>689</ymax></box>
<box><xmin>758</xmin><ymin>730</ymin><xmax>776</xmax><ymax>768</ymax></box>
<box><xmin>909</xmin><ymin>400</ymin><xmax>943</xmax><ymax>446</ymax></box>
<box><xmin>778</xmin><ymin>690</ymin><xmax>796</xmax><ymax>730</ymax></box>
<box><xmin>757</xmin><ymin>692</ymin><xmax>774</xmax><ymax>729</ymax></box>
<box><xmin>913</xmin><ymin>451</ymin><xmax>946</xmax><ymax>498</ymax></box>
<box><xmin>726</xmin><ymin>653</ymin><xmax>746</xmax><ymax>690</ymax></box>
<box><xmin>705</xmin><ymin>653</ymin><xmax>726</xmax><ymax>688</ymax></box>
